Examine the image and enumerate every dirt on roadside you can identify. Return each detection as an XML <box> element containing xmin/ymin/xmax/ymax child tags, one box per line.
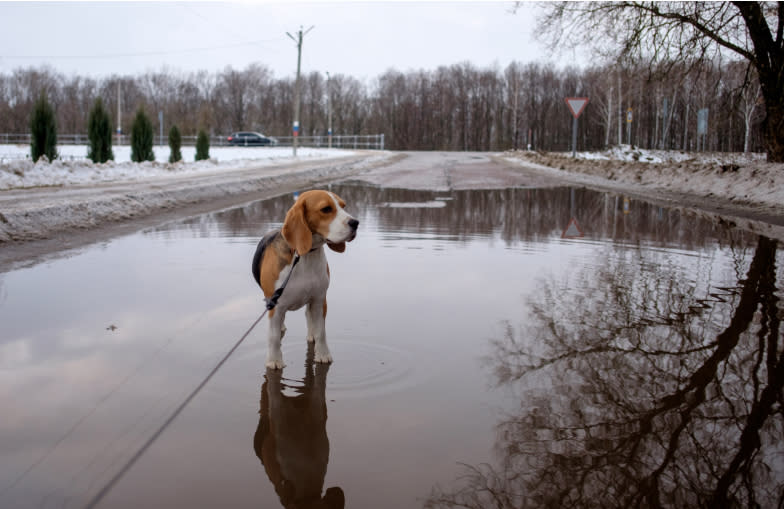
<box><xmin>500</xmin><ymin>150</ymin><xmax>784</xmax><ymax>241</ymax></box>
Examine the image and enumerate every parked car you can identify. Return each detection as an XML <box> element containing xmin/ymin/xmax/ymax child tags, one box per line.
<box><xmin>227</xmin><ymin>131</ymin><xmax>278</xmax><ymax>146</ymax></box>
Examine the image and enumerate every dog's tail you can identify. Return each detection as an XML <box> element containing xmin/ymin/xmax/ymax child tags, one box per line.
<box><xmin>252</xmin><ymin>230</ymin><xmax>280</xmax><ymax>288</ymax></box>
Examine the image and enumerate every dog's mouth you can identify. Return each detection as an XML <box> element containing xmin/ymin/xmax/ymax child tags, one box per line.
<box><xmin>327</xmin><ymin>231</ymin><xmax>356</xmax><ymax>245</ymax></box>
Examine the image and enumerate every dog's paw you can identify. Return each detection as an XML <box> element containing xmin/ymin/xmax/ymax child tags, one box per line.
<box><xmin>314</xmin><ymin>351</ymin><xmax>333</xmax><ymax>364</ymax></box>
<box><xmin>265</xmin><ymin>358</ymin><xmax>286</xmax><ymax>370</ymax></box>
<box><xmin>306</xmin><ymin>333</ymin><xmax>316</xmax><ymax>343</ymax></box>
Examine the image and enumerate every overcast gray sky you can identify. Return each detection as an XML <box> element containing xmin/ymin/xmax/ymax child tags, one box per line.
<box><xmin>0</xmin><ymin>1</ymin><xmax>564</xmax><ymax>80</ymax></box>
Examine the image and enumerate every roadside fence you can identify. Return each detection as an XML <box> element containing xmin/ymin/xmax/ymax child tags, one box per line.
<box><xmin>0</xmin><ymin>133</ymin><xmax>385</xmax><ymax>150</ymax></box>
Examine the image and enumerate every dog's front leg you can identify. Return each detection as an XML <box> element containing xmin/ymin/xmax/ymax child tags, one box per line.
<box><xmin>306</xmin><ymin>298</ymin><xmax>332</xmax><ymax>364</ymax></box>
<box><xmin>266</xmin><ymin>310</ymin><xmax>287</xmax><ymax>369</ymax></box>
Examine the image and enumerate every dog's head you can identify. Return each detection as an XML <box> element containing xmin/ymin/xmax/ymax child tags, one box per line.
<box><xmin>282</xmin><ymin>190</ymin><xmax>359</xmax><ymax>255</ymax></box>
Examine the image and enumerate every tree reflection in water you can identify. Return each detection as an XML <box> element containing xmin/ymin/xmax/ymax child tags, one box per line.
<box><xmin>427</xmin><ymin>236</ymin><xmax>782</xmax><ymax>508</ymax></box>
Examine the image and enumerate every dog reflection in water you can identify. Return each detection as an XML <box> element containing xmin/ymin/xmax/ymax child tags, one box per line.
<box><xmin>254</xmin><ymin>344</ymin><xmax>344</xmax><ymax>509</ymax></box>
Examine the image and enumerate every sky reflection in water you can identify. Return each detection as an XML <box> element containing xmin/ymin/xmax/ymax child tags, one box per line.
<box><xmin>0</xmin><ymin>184</ymin><xmax>780</xmax><ymax>508</ymax></box>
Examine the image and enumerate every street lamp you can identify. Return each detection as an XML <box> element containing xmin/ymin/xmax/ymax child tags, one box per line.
<box><xmin>326</xmin><ymin>71</ymin><xmax>333</xmax><ymax>149</ymax></box>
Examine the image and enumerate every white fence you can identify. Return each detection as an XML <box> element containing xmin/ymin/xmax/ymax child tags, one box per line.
<box><xmin>0</xmin><ymin>133</ymin><xmax>385</xmax><ymax>150</ymax></box>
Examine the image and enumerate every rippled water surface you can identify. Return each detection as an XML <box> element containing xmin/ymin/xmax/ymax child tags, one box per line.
<box><xmin>1</xmin><ymin>184</ymin><xmax>782</xmax><ymax>508</ymax></box>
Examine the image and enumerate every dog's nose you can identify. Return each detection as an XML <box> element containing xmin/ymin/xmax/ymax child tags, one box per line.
<box><xmin>348</xmin><ymin>218</ymin><xmax>359</xmax><ymax>230</ymax></box>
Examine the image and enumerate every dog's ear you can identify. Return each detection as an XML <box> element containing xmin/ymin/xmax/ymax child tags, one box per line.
<box><xmin>327</xmin><ymin>242</ymin><xmax>346</xmax><ymax>253</ymax></box>
<box><xmin>282</xmin><ymin>200</ymin><xmax>312</xmax><ymax>255</ymax></box>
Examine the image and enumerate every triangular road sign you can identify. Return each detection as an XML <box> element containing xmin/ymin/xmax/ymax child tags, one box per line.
<box><xmin>562</xmin><ymin>217</ymin><xmax>584</xmax><ymax>238</ymax></box>
<box><xmin>565</xmin><ymin>97</ymin><xmax>589</xmax><ymax>119</ymax></box>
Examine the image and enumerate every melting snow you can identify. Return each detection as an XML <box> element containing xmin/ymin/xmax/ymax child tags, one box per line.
<box><xmin>0</xmin><ymin>144</ymin><xmax>355</xmax><ymax>190</ymax></box>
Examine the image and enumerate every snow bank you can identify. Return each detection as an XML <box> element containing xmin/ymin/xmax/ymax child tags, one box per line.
<box><xmin>504</xmin><ymin>146</ymin><xmax>784</xmax><ymax>212</ymax></box>
<box><xmin>0</xmin><ymin>145</ymin><xmax>355</xmax><ymax>190</ymax></box>
<box><xmin>0</xmin><ymin>146</ymin><xmax>394</xmax><ymax>244</ymax></box>
<box><xmin>574</xmin><ymin>145</ymin><xmax>767</xmax><ymax>165</ymax></box>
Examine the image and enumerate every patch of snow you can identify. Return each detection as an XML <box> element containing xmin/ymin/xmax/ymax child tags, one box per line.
<box><xmin>0</xmin><ymin>144</ymin><xmax>356</xmax><ymax>190</ymax></box>
<box><xmin>380</xmin><ymin>201</ymin><xmax>447</xmax><ymax>208</ymax></box>
<box><xmin>503</xmin><ymin>145</ymin><xmax>784</xmax><ymax>214</ymax></box>
<box><xmin>575</xmin><ymin>145</ymin><xmax>766</xmax><ymax>165</ymax></box>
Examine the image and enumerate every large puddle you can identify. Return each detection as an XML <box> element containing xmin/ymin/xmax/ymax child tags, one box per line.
<box><xmin>1</xmin><ymin>184</ymin><xmax>782</xmax><ymax>508</ymax></box>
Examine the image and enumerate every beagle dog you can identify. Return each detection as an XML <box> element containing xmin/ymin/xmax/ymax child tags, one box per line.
<box><xmin>252</xmin><ymin>190</ymin><xmax>359</xmax><ymax>369</ymax></box>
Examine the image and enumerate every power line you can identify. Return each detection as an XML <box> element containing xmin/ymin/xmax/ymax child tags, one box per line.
<box><xmin>182</xmin><ymin>3</ymin><xmax>270</xmax><ymax>51</ymax></box>
<box><xmin>3</xmin><ymin>3</ymin><xmax>284</xmax><ymax>62</ymax></box>
<box><xmin>0</xmin><ymin>38</ymin><xmax>280</xmax><ymax>60</ymax></box>
<box><xmin>2</xmin><ymin>3</ymin><xmax>282</xmax><ymax>65</ymax></box>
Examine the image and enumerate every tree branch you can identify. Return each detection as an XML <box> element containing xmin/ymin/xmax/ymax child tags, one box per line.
<box><xmin>632</xmin><ymin>2</ymin><xmax>756</xmax><ymax>61</ymax></box>
<box><xmin>732</xmin><ymin>1</ymin><xmax>777</xmax><ymax>70</ymax></box>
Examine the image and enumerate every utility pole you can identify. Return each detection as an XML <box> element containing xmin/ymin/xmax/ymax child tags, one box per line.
<box><xmin>512</xmin><ymin>79</ymin><xmax>518</xmax><ymax>150</ymax></box>
<box><xmin>617</xmin><ymin>72</ymin><xmax>622</xmax><ymax>145</ymax></box>
<box><xmin>326</xmin><ymin>71</ymin><xmax>333</xmax><ymax>149</ymax></box>
<box><xmin>116</xmin><ymin>81</ymin><xmax>122</xmax><ymax>145</ymax></box>
<box><xmin>286</xmin><ymin>25</ymin><xmax>314</xmax><ymax>156</ymax></box>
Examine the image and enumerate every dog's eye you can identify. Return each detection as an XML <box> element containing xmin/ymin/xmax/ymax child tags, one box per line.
<box><xmin>321</xmin><ymin>206</ymin><xmax>333</xmax><ymax>214</ymax></box>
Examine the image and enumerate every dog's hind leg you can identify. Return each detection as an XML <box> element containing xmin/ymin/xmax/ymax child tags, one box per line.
<box><xmin>305</xmin><ymin>302</ymin><xmax>318</xmax><ymax>344</ymax></box>
<box><xmin>306</xmin><ymin>298</ymin><xmax>332</xmax><ymax>364</ymax></box>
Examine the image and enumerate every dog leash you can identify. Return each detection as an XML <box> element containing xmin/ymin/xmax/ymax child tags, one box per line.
<box><xmin>84</xmin><ymin>254</ymin><xmax>301</xmax><ymax>509</ymax></box>
<box><xmin>265</xmin><ymin>253</ymin><xmax>301</xmax><ymax>310</ymax></box>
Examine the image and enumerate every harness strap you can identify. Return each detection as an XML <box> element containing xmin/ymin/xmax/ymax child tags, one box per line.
<box><xmin>265</xmin><ymin>253</ymin><xmax>301</xmax><ymax>311</ymax></box>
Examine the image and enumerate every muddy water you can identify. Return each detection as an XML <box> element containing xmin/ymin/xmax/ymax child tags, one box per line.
<box><xmin>1</xmin><ymin>184</ymin><xmax>782</xmax><ymax>508</ymax></box>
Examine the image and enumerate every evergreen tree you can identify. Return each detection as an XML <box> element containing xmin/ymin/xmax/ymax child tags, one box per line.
<box><xmin>87</xmin><ymin>97</ymin><xmax>114</xmax><ymax>163</ymax></box>
<box><xmin>30</xmin><ymin>92</ymin><xmax>58</xmax><ymax>162</ymax></box>
<box><xmin>195</xmin><ymin>129</ymin><xmax>210</xmax><ymax>161</ymax></box>
<box><xmin>168</xmin><ymin>124</ymin><xmax>182</xmax><ymax>163</ymax></box>
<box><xmin>130</xmin><ymin>107</ymin><xmax>155</xmax><ymax>162</ymax></box>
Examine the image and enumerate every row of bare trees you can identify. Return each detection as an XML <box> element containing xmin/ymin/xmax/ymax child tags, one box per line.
<box><xmin>0</xmin><ymin>60</ymin><xmax>766</xmax><ymax>152</ymax></box>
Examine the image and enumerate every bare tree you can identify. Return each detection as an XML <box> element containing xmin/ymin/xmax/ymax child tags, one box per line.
<box><xmin>0</xmin><ymin>58</ymin><xmax>770</xmax><ymax>153</ymax></box>
<box><xmin>216</xmin><ymin>65</ymin><xmax>250</xmax><ymax>132</ymax></box>
<box><xmin>532</xmin><ymin>1</ymin><xmax>784</xmax><ymax>161</ymax></box>
<box><xmin>738</xmin><ymin>73</ymin><xmax>763</xmax><ymax>153</ymax></box>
